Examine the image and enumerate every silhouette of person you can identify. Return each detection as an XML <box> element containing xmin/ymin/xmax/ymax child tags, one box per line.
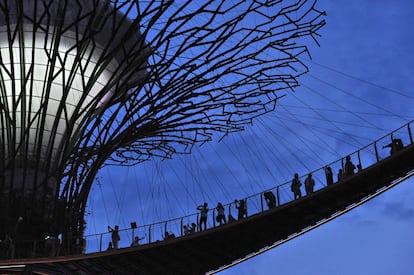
<box><xmin>131</xmin><ymin>236</ymin><xmax>144</xmax><ymax>246</ymax></box>
<box><xmin>106</xmin><ymin>242</ymin><xmax>113</xmax><ymax>251</ymax></box>
<box><xmin>164</xmin><ymin>231</ymin><xmax>175</xmax><ymax>240</ymax></box>
<box><xmin>337</xmin><ymin>169</ymin><xmax>344</xmax><ymax>182</ymax></box>
<box><xmin>344</xmin><ymin>155</ymin><xmax>356</xmax><ymax>177</ymax></box>
<box><xmin>235</xmin><ymin>199</ymin><xmax>247</xmax><ymax>220</ymax></box>
<box><xmin>396</xmin><ymin>138</ymin><xmax>404</xmax><ymax>151</ymax></box>
<box><xmin>197</xmin><ymin>202</ymin><xmax>209</xmax><ymax>231</ymax></box>
<box><xmin>325</xmin><ymin>166</ymin><xmax>334</xmax><ymax>186</ymax></box>
<box><xmin>183</xmin><ymin>225</ymin><xmax>190</xmax><ymax>235</ymax></box>
<box><xmin>304</xmin><ymin>173</ymin><xmax>315</xmax><ymax>195</ymax></box>
<box><xmin>108</xmin><ymin>225</ymin><xmax>120</xmax><ymax>249</ymax></box>
<box><xmin>264</xmin><ymin>191</ymin><xmax>276</xmax><ymax>208</ymax></box>
<box><xmin>189</xmin><ymin>222</ymin><xmax>197</xmax><ymax>233</ymax></box>
<box><xmin>383</xmin><ymin>138</ymin><xmax>404</xmax><ymax>155</ymax></box>
<box><xmin>291</xmin><ymin>173</ymin><xmax>302</xmax><ymax>199</ymax></box>
<box><xmin>44</xmin><ymin>234</ymin><xmax>58</xmax><ymax>257</ymax></box>
<box><xmin>216</xmin><ymin>202</ymin><xmax>226</xmax><ymax>225</ymax></box>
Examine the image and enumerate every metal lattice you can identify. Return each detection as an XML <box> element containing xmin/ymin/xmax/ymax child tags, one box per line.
<box><xmin>0</xmin><ymin>0</ymin><xmax>325</xmax><ymax>255</ymax></box>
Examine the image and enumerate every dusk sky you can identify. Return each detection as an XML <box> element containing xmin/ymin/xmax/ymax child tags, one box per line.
<box><xmin>84</xmin><ymin>1</ymin><xmax>414</xmax><ymax>274</ymax></box>
<box><xmin>218</xmin><ymin>1</ymin><xmax>414</xmax><ymax>274</ymax></box>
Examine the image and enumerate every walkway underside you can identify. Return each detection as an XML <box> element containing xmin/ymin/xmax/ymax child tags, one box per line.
<box><xmin>2</xmin><ymin>144</ymin><xmax>414</xmax><ymax>275</ymax></box>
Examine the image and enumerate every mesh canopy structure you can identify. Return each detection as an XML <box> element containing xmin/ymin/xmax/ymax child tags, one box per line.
<box><xmin>0</xmin><ymin>0</ymin><xmax>325</xmax><ymax>256</ymax></box>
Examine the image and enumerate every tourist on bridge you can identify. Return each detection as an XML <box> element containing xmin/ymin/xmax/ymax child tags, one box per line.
<box><xmin>304</xmin><ymin>173</ymin><xmax>315</xmax><ymax>195</ymax></box>
<box><xmin>235</xmin><ymin>199</ymin><xmax>247</xmax><ymax>220</ymax></box>
<box><xmin>197</xmin><ymin>202</ymin><xmax>209</xmax><ymax>231</ymax></box>
<box><xmin>264</xmin><ymin>191</ymin><xmax>276</xmax><ymax>209</ymax></box>
<box><xmin>164</xmin><ymin>231</ymin><xmax>175</xmax><ymax>240</ymax></box>
<box><xmin>383</xmin><ymin>138</ymin><xmax>404</xmax><ymax>155</ymax></box>
<box><xmin>337</xmin><ymin>169</ymin><xmax>344</xmax><ymax>182</ymax></box>
<box><xmin>291</xmin><ymin>173</ymin><xmax>302</xmax><ymax>199</ymax></box>
<box><xmin>44</xmin><ymin>233</ymin><xmax>59</xmax><ymax>257</ymax></box>
<box><xmin>183</xmin><ymin>225</ymin><xmax>190</xmax><ymax>235</ymax></box>
<box><xmin>189</xmin><ymin>222</ymin><xmax>197</xmax><ymax>233</ymax></box>
<box><xmin>344</xmin><ymin>155</ymin><xmax>356</xmax><ymax>177</ymax></box>
<box><xmin>108</xmin><ymin>225</ymin><xmax>120</xmax><ymax>249</ymax></box>
<box><xmin>131</xmin><ymin>236</ymin><xmax>144</xmax><ymax>246</ymax></box>
<box><xmin>324</xmin><ymin>166</ymin><xmax>334</xmax><ymax>186</ymax></box>
<box><xmin>216</xmin><ymin>202</ymin><xmax>227</xmax><ymax>226</ymax></box>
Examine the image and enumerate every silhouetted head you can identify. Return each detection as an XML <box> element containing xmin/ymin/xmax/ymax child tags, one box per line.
<box><xmin>346</xmin><ymin>155</ymin><xmax>350</xmax><ymax>160</ymax></box>
<box><xmin>204</xmin><ymin>202</ymin><xmax>208</xmax><ymax>207</ymax></box>
<box><xmin>294</xmin><ymin>173</ymin><xmax>298</xmax><ymax>178</ymax></box>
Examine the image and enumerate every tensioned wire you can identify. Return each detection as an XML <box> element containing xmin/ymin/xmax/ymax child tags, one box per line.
<box><xmin>85</xmin><ymin>13</ymin><xmax>414</xmax><ymax>233</ymax></box>
<box><xmin>88</xmin><ymin>68</ymin><xmax>413</xmax><ymax>231</ymax></box>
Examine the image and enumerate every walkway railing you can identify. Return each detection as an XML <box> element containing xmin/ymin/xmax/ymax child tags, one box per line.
<box><xmin>82</xmin><ymin>120</ymin><xmax>414</xmax><ymax>254</ymax></box>
<box><xmin>1</xmin><ymin>121</ymin><xmax>412</xmax><ymax>259</ymax></box>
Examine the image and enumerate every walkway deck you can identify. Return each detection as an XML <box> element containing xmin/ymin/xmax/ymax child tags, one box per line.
<box><xmin>1</xmin><ymin>142</ymin><xmax>414</xmax><ymax>274</ymax></box>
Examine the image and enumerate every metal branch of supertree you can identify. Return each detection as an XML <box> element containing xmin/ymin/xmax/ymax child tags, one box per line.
<box><xmin>0</xmin><ymin>0</ymin><xmax>325</xmax><ymax>255</ymax></box>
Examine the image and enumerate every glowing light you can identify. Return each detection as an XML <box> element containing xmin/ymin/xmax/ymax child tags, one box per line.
<box><xmin>0</xmin><ymin>25</ymin><xmax>117</xmax><ymax>164</ymax></box>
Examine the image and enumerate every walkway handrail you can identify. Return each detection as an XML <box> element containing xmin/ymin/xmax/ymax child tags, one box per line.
<box><xmin>5</xmin><ymin>121</ymin><xmax>411</xmax><ymax>258</ymax></box>
<box><xmin>81</xmin><ymin>119</ymin><xmax>414</xmax><ymax>253</ymax></box>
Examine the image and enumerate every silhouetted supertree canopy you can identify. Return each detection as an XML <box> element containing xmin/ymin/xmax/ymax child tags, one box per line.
<box><xmin>67</xmin><ymin>0</ymin><xmax>325</xmax><ymax>239</ymax></box>
<box><xmin>76</xmin><ymin>0</ymin><xmax>326</xmax><ymax>163</ymax></box>
<box><xmin>0</xmin><ymin>0</ymin><xmax>325</xmax><ymax>249</ymax></box>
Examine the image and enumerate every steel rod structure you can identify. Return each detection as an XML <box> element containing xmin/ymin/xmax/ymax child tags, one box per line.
<box><xmin>0</xmin><ymin>0</ymin><xmax>325</xmax><ymax>257</ymax></box>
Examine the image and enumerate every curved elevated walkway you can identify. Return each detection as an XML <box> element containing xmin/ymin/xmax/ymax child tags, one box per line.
<box><xmin>1</xmin><ymin>140</ymin><xmax>414</xmax><ymax>274</ymax></box>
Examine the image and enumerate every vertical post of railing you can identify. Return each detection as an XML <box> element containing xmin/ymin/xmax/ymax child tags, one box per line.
<box><xmin>374</xmin><ymin>141</ymin><xmax>379</xmax><ymax>162</ymax></box>
<box><xmin>245</xmin><ymin>198</ymin><xmax>248</xmax><ymax>217</ymax></box>
<box><xmin>408</xmin><ymin>123</ymin><xmax>413</xmax><ymax>144</ymax></box>
<box><xmin>148</xmin><ymin>225</ymin><xmax>152</xmax><ymax>244</ymax></box>
<box><xmin>99</xmin><ymin>233</ymin><xmax>103</xmax><ymax>252</ymax></box>
<box><xmin>260</xmin><ymin>193</ymin><xmax>264</xmax><ymax>213</ymax></box>
<box><xmin>228</xmin><ymin>204</ymin><xmax>232</xmax><ymax>221</ymax></box>
<box><xmin>196</xmin><ymin>214</ymin><xmax>199</xmax><ymax>232</ymax></box>
<box><xmin>357</xmin><ymin>150</ymin><xmax>361</xmax><ymax>170</ymax></box>
<box><xmin>180</xmin><ymin>218</ymin><xmax>183</xmax><ymax>236</ymax></box>
<box><xmin>276</xmin><ymin>186</ymin><xmax>280</xmax><ymax>207</ymax></box>
<box><xmin>164</xmin><ymin>222</ymin><xmax>167</xmax><ymax>238</ymax></box>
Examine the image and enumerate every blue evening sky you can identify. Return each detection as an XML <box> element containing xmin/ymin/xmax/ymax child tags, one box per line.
<box><xmin>218</xmin><ymin>1</ymin><xmax>414</xmax><ymax>274</ymax></box>
<box><xmin>85</xmin><ymin>1</ymin><xmax>414</xmax><ymax>274</ymax></box>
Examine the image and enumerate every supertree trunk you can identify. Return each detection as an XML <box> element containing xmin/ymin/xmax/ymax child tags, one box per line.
<box><xmin>0</xmin><ymin>0</ymin><xmax>325</xmax><ymax>256</ymax></box>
